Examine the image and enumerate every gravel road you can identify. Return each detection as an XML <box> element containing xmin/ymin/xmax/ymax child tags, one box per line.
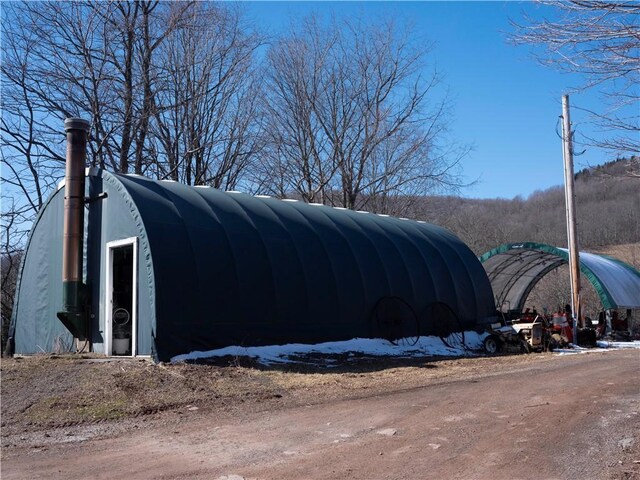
<box><xmin>2</xmin><ymin>350</ymin><xmax>639</xmax><ymax>480</ymax></box>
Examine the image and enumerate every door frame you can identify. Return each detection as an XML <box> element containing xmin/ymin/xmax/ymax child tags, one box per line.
<box><xmin>104</xmin><ymin>237</ymin><xmax>138</xmax><ymax>356</ymax></box>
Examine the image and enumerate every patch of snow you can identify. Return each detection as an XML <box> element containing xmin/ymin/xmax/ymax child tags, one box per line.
<box><xmin>554</xmin><ymin>346</ymin><xmax>612</xmax><ymax>355</ymax></box>
<box><xmin>554</xmin><ymin>341</ymin><xmax>640</xmax><ymax>355</ymax></box>
<box><xmin>171</xmin><ymin>332</ymin><xmax>487</xmax><ymax>364</ymax></box>
<box><xmin>596</xmin><ymin>340</ymin><xmax>640</xmax><ymax>349</ymax></box>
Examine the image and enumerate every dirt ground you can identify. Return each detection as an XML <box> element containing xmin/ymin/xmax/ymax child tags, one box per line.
<box><xmin>1</xmin><ymin>349</ymin><xmax>639</xmax><ymax>479</ymax></box>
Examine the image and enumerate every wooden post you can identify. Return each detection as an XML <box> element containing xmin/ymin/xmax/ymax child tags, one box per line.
<box><xmin>561</xmin><ymin>95</ymin><xmax>581</xmax><ymax>344</ymax></box>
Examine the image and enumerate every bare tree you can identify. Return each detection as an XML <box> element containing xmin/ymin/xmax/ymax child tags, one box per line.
<box><xmin>330</xmin><ymin>19</ymin><xmax>466</xmax><ymax>211</ymax></box>
<box><xmin>260</xmin><ymin>15</ymin><xmax>467</xmax><ymax>210</ymax></box>
<box><xmin>2</xmin><ymin>1</ymin><xmax>261</xmax><ymax>181</ymax></box>
<box><xmin>511</xmin><ymin>1</ymin><xmax>639</xmax><ymax>167</ymax></box>
<box><xmin>1</xmin><ymin>202</ymin><xmax>26</xmax><ymax>352</ymax></box>
<box><xmin>2</xmin><ymin>1</ymin><xmax>124</xmax><ymax>170</ymax></box>
<box><xmin>1</xmin><ymin>1</ymin><xmax>264</xmax><ymax>332</ymax></box>
<box><xmin>2</xmin><ymin>12</ymin><xmax>69</xmax><ymax>323</ymax></box>
<box><xmin>257</xmin><ymin>18</ymin><xmax>336</xmax><ymax>202</ymax></box>
<box><xmin>150</xmin><ymin>2</ymin><xmax>264</xmax><ymax>187</ymax></box>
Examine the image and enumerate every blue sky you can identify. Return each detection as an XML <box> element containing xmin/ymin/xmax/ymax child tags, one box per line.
<box><xmin>243</xmin><ymin>1</ymin><xmax>613</xmax><ymax>199</ymax></box>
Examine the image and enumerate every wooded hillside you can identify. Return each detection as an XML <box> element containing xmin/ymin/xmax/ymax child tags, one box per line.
<box><xmin>410</xmin><ymin>158</ymin><xmax>640</xmax><ymax>257</ymax></box>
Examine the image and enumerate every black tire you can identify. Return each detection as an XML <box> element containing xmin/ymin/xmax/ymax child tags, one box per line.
<box><xmin>483</xmin><ymin>335</ymin><xmax>500</xmax><ymax>354</ymax></box>
<box><xmin>393</xmin><ymin>324</ymin><xmax>420</xmax><ymax>347</ymax></box>
<box><xmin>518</xmin><ymin>333</ymin><xmax>531</xmax><ymax>354</ymax></box>
<box><xmin>442</xmin><ymin>329</ymin><xmax>466</xmax><ymax>350</ymax></box>
<box><xmin>547</xmin><ymin>333</ymin><xmax>563</xmax><ymax>352</ymax></box>
<box><xmin>427</xmin><ymin>302</ymin><xmax>465</xmax><ymax>350</ymax></box>
<box><xmin>372</xmin><ymin>296</ymin><xmax>420</xmax><ymax>346</ymax></box>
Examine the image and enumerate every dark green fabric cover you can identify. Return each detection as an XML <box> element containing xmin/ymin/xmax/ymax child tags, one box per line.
<box><xmin>116</xmin><ymin>175</ymin><xmax>496</xmax><ymax>360</ymax></box>
<box><xmin>10</xmin><ymin>188</ymin><xmax>70</xmax><ymax>353</ymax></box>
<box><xmin>11</xmin><ymin>170</ymin><xmax>497</xmax><ymax>361</ymax></box>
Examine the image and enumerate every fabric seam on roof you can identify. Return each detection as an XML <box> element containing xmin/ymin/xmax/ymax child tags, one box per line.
<box><xmin>368</xmin><ymin>216</ymin><xmax>427</xmax><ymax>309</ymax></box>
<box><xmin>401</xmin><ymin>222</ymin><xmax>460</xmax><ymax>318</ymax></box>
<box><xmin>271</xmin><ymin>200</ymin><xmax>341</xmax><ymax>318</ymax></box>
<box><xmin>254</xmin><ymin>198</ymin><xmax>313</xmax><ymax>324</ymax></box>
<box><xmin>326</xmin><ymin>209</ymin><xmax>393</xmax><ymax>299</ymax></box>
<box><xmin>190</xmin><ymin>188</ymin><xmax>244</xmax><ymax>320</ymax></box>
<box><xmin>223</xmin><ymin>193</ymin><xmax>287</xmax><ymax>323</ymax></box>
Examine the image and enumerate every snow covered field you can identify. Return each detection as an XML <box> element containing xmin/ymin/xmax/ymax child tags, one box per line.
<box><xmin>171</xmin><ymin>332</ymin><xmax>486</xmax><ymax>364</ymax></box>
<box><xmin>171</xmin><ymin>333</ymin><xmax>640</xmax><ymax>364</ymax></box>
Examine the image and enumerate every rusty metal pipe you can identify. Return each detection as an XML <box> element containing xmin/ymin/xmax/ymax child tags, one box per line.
<box><xmin>57</xmin><ymin>118</ymin><xmax>90</xmax><ymax>340</ymax></box>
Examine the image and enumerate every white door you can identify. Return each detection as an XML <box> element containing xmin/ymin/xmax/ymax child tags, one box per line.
<box><xmin>105</xmin><ymin>237</ymin><xmax>138</xmax><ymax>356</ymax></box>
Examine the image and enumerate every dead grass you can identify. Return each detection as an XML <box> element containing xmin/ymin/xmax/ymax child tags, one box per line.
<box><xmin>1</xmin><ymin>351</ymin><xmax>555</xmax><ymax>436</ymax></box>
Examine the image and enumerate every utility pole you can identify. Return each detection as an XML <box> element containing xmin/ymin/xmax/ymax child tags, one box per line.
<box><xmin>561</xmin><ymin>94</ymin><xmax>581</xmax><ymax>345</ymax></box>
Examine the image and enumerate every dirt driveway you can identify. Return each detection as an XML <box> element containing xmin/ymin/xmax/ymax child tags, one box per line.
<box><xmin>2</xmin><ymin>350</ymin><xmax>639</xmax><ymax>479</ymax></box>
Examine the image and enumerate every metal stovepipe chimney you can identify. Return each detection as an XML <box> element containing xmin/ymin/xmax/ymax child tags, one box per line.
<box><xmin>57</xmin><ymin>117</ymin><xmax>91</xmax><ymax>341</ymax></box>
